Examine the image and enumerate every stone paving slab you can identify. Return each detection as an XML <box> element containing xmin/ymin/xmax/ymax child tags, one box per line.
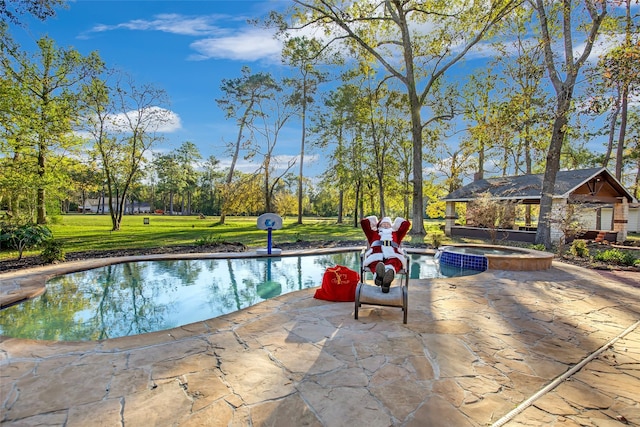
<box><xmin>1</xmin><ymin>257</ymin><xmax>639</xmax><ymax>426</ymax></box>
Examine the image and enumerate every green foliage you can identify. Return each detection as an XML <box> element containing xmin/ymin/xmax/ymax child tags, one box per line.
<box><xmin>0</xmin><ymin>223</ymin><xmax>53</xmax><ymax>260</ymax></box>
<box><xmin>528</xmin><ymin>243</ymin><xmax>547</xmax><ymax>252</ymax></box>
<box><xmin>47</xmin><ymin>214</ymin><xmax>63</xmax><ymax>225</ymax></box>
<box><xmin>195</xmin><ymin>233</ymin><xmax>220</xmax><ymax>246</ymax></box>
<box><xmin>428</xmin><ymin>231</ymin><xmax>444</xmax><ymax>248</ymax></box>
<box><xmin>593</xmin><ymin>248</ymin><xmax>637</xmax><ymax>267</ymax></box>
<box><xmin>569</xmin><ymin>240</ymin><xmax>589</xmax><ymax>258</ymax></box>
<box><xmin>41</xmin><ymin>239</ymin><xmax>66</xmax><ymax>263</ymax></box>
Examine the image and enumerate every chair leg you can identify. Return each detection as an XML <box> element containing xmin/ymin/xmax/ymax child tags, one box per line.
<box><xmin>402</xmin><ymin>286</ymin><xmax>408</xmax><ymax>324</ymax></box>
<box><xmin>354</xmin><ymin>283</ymin><xmax>362</xmax><ymax>320</ymax></box>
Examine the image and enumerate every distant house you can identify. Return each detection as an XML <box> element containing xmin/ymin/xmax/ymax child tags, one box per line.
<box><xmin>124</xmin><ymin>202</ymin><xmax>152</xmax><ymax>214</ymax></box>
<box><xmin>78</xmin><ymin>198</ymin><xmax>151</xmax><ymax>214</ymax></box>
<box><xmin>77</xmin><ymin>198</ymin><xmax>107</xmax><ymax>213</ymax></box>
<box><xmin>441</xmin><ymin>167</ymin><xmax>637</xmax><ymax>244</ymax></box>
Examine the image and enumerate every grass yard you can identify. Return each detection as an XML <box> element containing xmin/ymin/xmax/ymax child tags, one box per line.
<box><xmin>4</xmin><ymin>213</ymin><xmax>636</xmax><ymax>263</ymax></box>
<box><xmin>3</xmin><ymin>214</ymin><xmax>440</xmax><ymax>261</ymax></box>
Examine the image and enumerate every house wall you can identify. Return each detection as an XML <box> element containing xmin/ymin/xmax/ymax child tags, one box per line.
<box><xmin>631</xmin><ymin>206</ymin><xmax>640</xmax><ymax>232</ymax></box>
<box><xmin>576</xmin><ymin>205</ymin><xmax>639</xmax><ymax>233</ymax></box>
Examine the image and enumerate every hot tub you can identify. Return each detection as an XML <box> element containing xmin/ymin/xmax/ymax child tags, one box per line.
<box><xmin>436</xmin><ymin>244</ymin><xmax>553</xmax><ymax>271</ymax></box>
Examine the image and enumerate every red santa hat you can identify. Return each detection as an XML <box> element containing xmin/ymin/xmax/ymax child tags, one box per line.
<box><xmin>379</xmin><ymin>217</ymin><xmax>392</xmax><ymax>226</ymax></box>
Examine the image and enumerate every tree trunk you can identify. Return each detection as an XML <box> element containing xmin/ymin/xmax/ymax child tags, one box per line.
<box><xmin>36</xmin><ymin>148</ymin><xmax>46</xmax><ymax>224</ymax></box>
<box><xmin>603</xmin><ymin>91</ymin><xmax>621</xmax><ymax>168</ymax></box>
<box><xmin>532</xmin><ymin>0</ymin><xmax>606</xmax><ymax>249</ymax></box>
<box><xmin>536</xmin><ymin>91</ymin><xmax>572</xmax><ymax>248</ymax></box>
<box><xmin>297</xmin><ymin>99</ymin><xmax>306</xmax><ymax>225</ymax></box>
<box><xmin>634</xmin><ymin>163</ymin><xmax>640</xmax><ymax>200</ymax></box>
<box><xmin>353</xmin><ymin>180</ymin><xmax>361</xmax><ymax>228</ymax></box>
<box><xmin>409</xmin><ymin>98</ymin><xmax>424</xmax><ymax>235</ymax></box>
<box><xmin>615</xmin><ymin>86</ymin><xmax>628</xmax><ymax>180</ymax></box>
<box><xmin>265</xmin><ymin>166</ymin><xmax>271</xmax><ymax>212</ymax></box>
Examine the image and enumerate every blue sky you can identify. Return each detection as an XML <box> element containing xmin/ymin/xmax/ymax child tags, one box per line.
<box><xmin>8</xmin><ymin>1</ymin><xmax>638</xmax><ymax>181</ymax></box>
<box><xmin>11</xmin><ymin>0</ymin><xmax>310</xmax><ymax>174</ymax></box>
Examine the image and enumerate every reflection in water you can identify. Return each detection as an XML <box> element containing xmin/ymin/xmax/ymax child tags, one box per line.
<box><xmin>0</xmin><ymin>252</ymin><xmax>472</xmax><ymax>341</ymax></box>
<box><xmin>256</xmin><ymin>258</ymin><xmax>282</xmax><ymax>299</ymax></box>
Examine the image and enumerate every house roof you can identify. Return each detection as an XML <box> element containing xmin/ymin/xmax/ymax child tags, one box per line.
<box><xmin>441</xmin><ymin>167</ymin><xmax>636</xmax><ymax>204</ymax></box>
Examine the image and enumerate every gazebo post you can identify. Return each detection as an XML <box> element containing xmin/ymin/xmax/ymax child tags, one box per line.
<box><xmin>549</xmin><ymin>197</ymin><xmax>566</xmax><ymax>245</ymax></box>
<box><xmin>445</xmin><ymin>201</ymin><xmax>456</xmax><ymax>237</ymax></box>
<box><xmin>613</xmin><ymin>197</ymin><xmax>629</xmax><ymax>243</ymax></box>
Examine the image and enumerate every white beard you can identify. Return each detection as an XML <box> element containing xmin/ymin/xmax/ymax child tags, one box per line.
<box><xmin>379</xmin><ymin>228</ymin><xmax>393</xmax><ymax>241</ymax></box>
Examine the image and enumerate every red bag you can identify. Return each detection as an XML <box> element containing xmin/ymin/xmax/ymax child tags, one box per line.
<box><xmin>314</xmin><ymin>265</ymin><xmax>360</xmax><ymax>302</ymax></box>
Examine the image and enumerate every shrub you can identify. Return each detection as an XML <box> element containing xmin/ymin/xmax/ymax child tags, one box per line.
<box><xmin>195</xmin><ymin>233</ymin><xmax>219</xmax><ymax>246</ymax></box>
<box><xmin>528</xmin><ymin>243</ymin><xmax>547</xmax><ymax>252</ymax></box>
<box><xmin>41</xmin><ymin>239</ymin><xmax>66</xmax><ymax>263</ymax></box>
<box><xmin>0</xmin><ymin>223</ymin><xmax>52</xmax><ymax>260</ymax></box>
<box><xmin>593</xmin><ymin>248</ymin><xmax>638</xmax><ymax>267</ymax></box>
<box><xmin>428</xmin><ymin>231</ymin><xmax>444</xmax><ymax>248</ymax></box>
<box><xmin>570</xmin><ymin>240</ymin><xmax>589</xmax><ymax>258</ymax></box>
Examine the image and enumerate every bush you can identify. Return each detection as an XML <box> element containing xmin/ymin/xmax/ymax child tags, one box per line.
<box><xmin>593</xmin><ymin>248</ymin><xmax>637</xmax><ymax>267</ymax></box>
<box><xmin>428</xmin><ymin>232</ymin><xmax>444</xmax><ymax>248</ymax></box>
<box><xmin>41</xmin><ymin>239</ymin><xmax>65</xmax><ymax>263</ymax></box>
<box><xmin>195</xmin><ymin>233</ymin><xmax>219</xmax><ymax>246</ymax></box>
<box><xmin>570</xmin><ymin>240</ymin><xmax>589</xmax><ymax>258</ymax></box>
<box><xmin>528</xmin><ymin>243</ymin><xmax>547</xmax><ymax>252</ymax></box>
<box><xmin>0</xmin><ymin>223</ymin><xmax>53</xmax><ymax>260</ymax></box>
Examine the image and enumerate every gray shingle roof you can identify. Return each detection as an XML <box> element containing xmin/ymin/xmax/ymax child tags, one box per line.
<box><xmin>441</xmin><ymin>167</ymin><xmax>635</xmax><ymax>202</ymax></box>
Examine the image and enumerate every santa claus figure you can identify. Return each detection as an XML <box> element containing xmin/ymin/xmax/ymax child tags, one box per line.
<box><xmin>361</xmin><ymin>215</ymin><xmax>411</xmax><ymax>293</ymax></box>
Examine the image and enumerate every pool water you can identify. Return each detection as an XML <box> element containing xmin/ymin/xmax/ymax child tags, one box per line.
<box><xmin>442</xmin><ymin>246</ymin><xmax>525</xmax><ymax>256</ymax></box>
<box><xmin>0</xmin><ymin>252</ymin><xmax>478</xmax><ymax>341</ymax></box>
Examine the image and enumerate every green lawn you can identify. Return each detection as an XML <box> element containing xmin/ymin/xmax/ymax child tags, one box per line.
<box><xmin>2</xmin><ymin>214</ymin><xmax>442</xmax><ymax>260</ymax></box>
<box><xmin>5</xmin><ymin>213</ymin><xmax>635</xmax><ymax>262</ymax></box>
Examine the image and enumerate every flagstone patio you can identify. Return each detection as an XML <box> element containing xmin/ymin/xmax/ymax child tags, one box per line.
<box><xmin>1</xmin><ymin>252</ymin><xmax>639</xmax><ymax>426</ymax></box>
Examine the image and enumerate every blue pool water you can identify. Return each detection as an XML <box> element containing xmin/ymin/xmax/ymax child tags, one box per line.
<box><xmin>0</xmin><ymin>252</ymin><xmax>478</xmax><ymax>341</ymax></box>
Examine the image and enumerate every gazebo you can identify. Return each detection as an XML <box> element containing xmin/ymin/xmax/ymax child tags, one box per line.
<box><xmin>441</xmin><ymin>167</ymin><xmax>636</xmax><ymax>244</ymax></box>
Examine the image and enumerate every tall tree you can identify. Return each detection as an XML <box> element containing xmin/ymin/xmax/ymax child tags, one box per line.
<box><xmin>313</xmin><ymin>83</ymin><xmax>366</xmax><ymax>225</ymax></box>
<box><xmin>281</xmin><ymin>36</ymin><xmax>330</xmax><ymax>224</ymax></box>
<box><xmin>627</xmin><ymin>111</ymin><xmax>640</xmax><ymax>199</ymax></box>
<box><xmin>247</xmin><ymin>78</ymin><xmax>298</xmax><ymax>213</ymax></box>
<box><xmin>491</xmin><ymin>16</ymin><xmax>551</xmax><ymax>178</ymax></box>
<box><xmin>82</xmin><ymin>72</ymin><xmax>172</xmax><ymax>231</ymax></box>
<box><xmin>597</xmin><ymin>0</ymin><xmax>640</xmax><ymax>180</ymax></box>
<box><xmin>461</xmin><ymin>69</ymin><xmax>501</xmax><ymax>181</ymax></box>
<box><xmin>153</xmin><ymin>152</ymin><xmax>183</xmax><ymax>215</ymax></box>
<box><xmin>199</xmin><ymin>155</ymin><xmax>223</xmax><ymax>215</ymax></box>
<box><xmin>175</xmin><ymin>141</ymin><xmax>202</xmax><ymax>215</ymax></box>
<box><xmin>271</xmin><ymin>0</ymin><xmax>521</xmax><ymax>236</ymax></box>
<box><xmin>0</xmin><ymin>36</ymin><xmax>103</xmax><ymax>223</ymax></box>
<box><xmin>530</xmin><ymin>0</ymin><xmax>607</xmax><ymax>248</ymax></box>
<box><xmin>215</xmin><ymin>66</ymin><xmax>279</xmax><ymax>224</ymax></box>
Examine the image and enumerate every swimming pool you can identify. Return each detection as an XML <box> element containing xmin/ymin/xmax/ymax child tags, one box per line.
<box><xmin>0</xmin><ymin>252</ymin><xmax>478</xmax><ymax>341</ymax></box>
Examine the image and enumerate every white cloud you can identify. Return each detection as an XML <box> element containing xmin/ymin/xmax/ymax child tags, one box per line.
<box><xmin>575</xmin><ymin>33</ymin><xmax>624</xmax><ymax>64</ymax></box>
<box><xmin>83</xmin><ymin>12</ymin><xmax>282</xmax><ymax>63</ymax></box>
<box><xmin>108</xmin><ymin>107</ymin><xmax>182</xmax><ymax>133</ymax></box>
<box><xmin>85</xmin><ymin>13</ymin><xmax>229</xmax><ymax>37</ymax></box>
<box><xmin>188</xmin><ymin>28</ymin><xmax>282</xmax><ymax>62</ymax></box>
<box><xmin>214</xmin><ymin>154</ymin><xmax>317</xmax><ymax>174</ymax></box>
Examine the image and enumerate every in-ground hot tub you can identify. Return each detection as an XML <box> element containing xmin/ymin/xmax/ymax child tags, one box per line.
<box><xmin>436</xmin><ymin>244</ymin><xmax>553</xmax><ymax>271</ymax></box>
